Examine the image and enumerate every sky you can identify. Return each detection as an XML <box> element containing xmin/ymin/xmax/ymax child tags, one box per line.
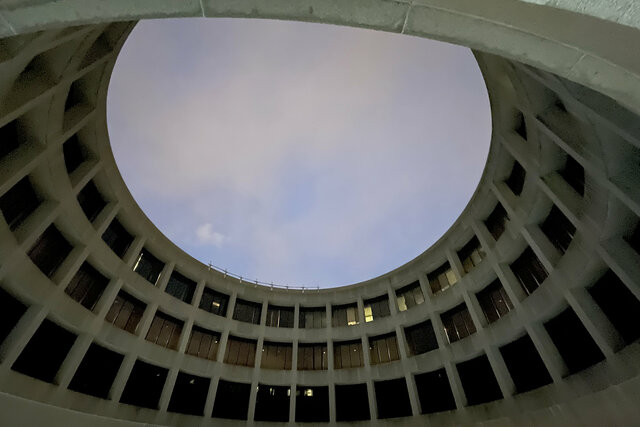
<box><xmin>106</xmin><ymin>18</ymin><xmax>491</xmax><ymax>289</ymax></box>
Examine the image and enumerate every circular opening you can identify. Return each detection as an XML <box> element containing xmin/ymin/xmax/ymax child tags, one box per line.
<box><xmin>107</xmin><ymin>18</ymin><xmax>491</xmax><ymax>288</ymax></box>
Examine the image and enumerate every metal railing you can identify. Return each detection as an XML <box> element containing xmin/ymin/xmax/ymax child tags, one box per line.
<box><xmin>206</xmin><ymin>262</ymin><xmax>321</xmax><ymax>292</ymax></box>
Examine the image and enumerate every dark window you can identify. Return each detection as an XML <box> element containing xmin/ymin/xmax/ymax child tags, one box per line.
<box><xmin>232</xmin><ymin>298</ymin><xmax>262</xmax><ymax>324</ymax></box>
<box><xmin>458</xmin><ymin>236</ymin><xmax>485</xmax><ymax>273</ymax></box>
<box><xmin>297</xmin><ymin>343</ymin><xmax>328</xmax><ymax>370</ymax></box>
<box><xmin>364</xmin><ymin>294</ymin><xmax>390</xmax><ymax>322</ymax></box>
<box><xmin>500</xmin><ymin>334</ymin><xmax>552</xmax><ymax>393</ymax></box>
<box><xmin>0</xmin><ymin>118</ymin><xmax>23</xmax><ymax>160</ymax></box>
<box><xmin>28</xmin><ymin>225</ymin><xmax>72</xmax><ymax>278</ymax></box>
<box><xmin>105</xmin><ymin>290</ymin><xmax>145</xmax><ymax>334</ymax></box>
<box><xmin>626</xmin><ymin>222</ymin><xmax>640</xmax><ymax>255</ymax></box>
<box><xmin>261</xmin><ymin>341</ymin><xmax>292</xmax><ymax>370</ymax></box>
<box><xmin>477</xmin><ymin>279</ymin><xmax>514</xmax><ymax>323</ymax></box>
<box><xmin>415</xmin><ymin>368</ymin><xmax>457</xmax><ymax>414</ymax></box>
<box><xmin>68</xmin><ymin>343</ymin><xmax>123</xmax><ymax>399</ymax></box>
<box><xmin>485</xmin><ymin>202</ymin><xmax>510</xmax><ymax>240</ymax></box>
<box><xmin>168</xmin><ymin>372</ymin><xmax>210</xmax><ymax>416</ymax></box>
<box><xmin>145</xmin><ymin>311</ymin><xmax>183</xmax><ymax>350</ymax></box>
<box><xmin>428</xmin><ymin>262</ymin><xmax>457</xmax><ymax>294</ymax></box>
<box><xmin>132</xmin><ymin>248</ymin><xmax>164</xmax><ymax>285</ymax></box>
<box><xmin>63</xmin><ymin>134</ymin><xmax>86</xmax><ymax>174</ymax></box>
<box><xmin>198</xmin><ymin>287</ymin><xmax>228</xmax><ymax>317</ymax></box>
<box><xmin>540</xmin><ymin>205</ymin><xmax>576</xmax><ymax>254</ymax></box>
<box><xmin>77</xmin><ymin>181</ymin><xmax>106</xmax><ymax>222</ymax></box>
<box><xmin>212</xmin><ymin>380</ymin><xmax>250</xmax><ymax>420</ymax></box>
<box><xmin>12</xmin><ymin>319</ymin><xmax>76</xmax><ymax>383</ymax></box>
<box><xmin>296</xmin><ymin>385</ymin><xmax>329</xmax><ymax>422</ymax></box>
<box><xmin>333</xmin><ymin>339</ymin><xmax>364</xmax><ymax>369</ymax></box>
<box><xmin>514</xmin><ymin>111</ymin><xmax>527</xmax><ymax>140</ymax></box>
<box><xmin>559</xmin><ymin>155</ymin><xmax>585</xmax><ymax>196</ymax></box>
<box><xmin>335</xmin><ymin>383</ymin><xmax>370</xmax><ymax>421</ymax></box>
<box><xmin>510</xmin><ymin>247</ymin><xmax>548</xmax><ymax>295</ymax></box>
<box><xmin>441</xmin><ymin>303</ymin><xmax>476</xmax><ymax>343</ymax></box>
<box><xmin>332</xmin><ymin>303</ymin><xmax>359</xmax><ymax>327</ymax></box>
<box><xmin>374</xmin><ymin>378</ymin><xmax>412</xmax><ymax>419</ymax></box>
<box><xmin>265</xmin><ymin>305</ymin><xmax>294</xmax><ymax>328</ymax></box>
<box><xmin>0</xmin><ymin>177</ymin><xmax>40</xmax><ymax>231</ymax></box>
<box><xmin>505</xmin><ymin>160</ymin><xmax>526</xmax><ymax>196</ymax></box>
<box><xmin>299</xmin><ymin>306</ymin><xmax>326</xmax><ymax>328</ymax></box>
<box><xmin>0</xmin><ymin>288</ymin><xmax>27</xmax><ymax>346</ymax></box>
<box><xmin>456</xmin><ymin>354</ymin><xmax>503</xmax><ymax>405</ymax></box>
<box><xmin>65</xmin><ymin>262</ymin><xmax>109</xmax><ymax>311</ymax></box>
<box><xmin>254</xmin><ymin>384</ymin><xmax>290</xmax><ymax>422</ymax></box>
<box><xmin>223</xmin><ymin>336</ymin><xmax>257</xmax><ymax>367</ymax></box>
<box><xmin>544</xmin><ymin>307</ymin><xmax>605</xmax><ymax>375</ymax></box>
<box><xmin>119</xmin><ymin>360</ymin><xmax>168</xmax><ymax>409</ymax></box>
<box><xmin>65</xmin><ymin>79</ymin><xmax>87</xmax><ymax>111</ymax></box>
<box><xmin>396</xmin><ymin>281</ymin><xmax>425</xmax><ymax>311</ymax></box>
<box><xmin>589</xmin><ymin>270</ymin><xmax>640</xmax><ymax>344</ymax></box>
<box><xmin>186</xmin><ymin>326</ymin><xmax>220</xmax><ymax>361</ymax></box>
<box><xmin>164</xmin><ymin>271</ymin><xmax>196</xmax><ymax>304</ymax></box>
<box><xmin>368</xmin><ymin>332</ymin><xmax>400</xmax><ymax>365</ymax></box>
<box><xmin>101</xmin><ymin>218</ymin><xmax>133</xmax><ymax>258</ymax></box>
<box><xmin>404</xmin><ymin>320</ymin><xmax>438</xmax><ymax>356</ymax></box>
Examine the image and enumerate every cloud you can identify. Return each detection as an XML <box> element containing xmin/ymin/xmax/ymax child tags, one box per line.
<box><xmin>195</xmin><ymin>223</ymin><xmax>226</xmax><ymax>248</ymax></box>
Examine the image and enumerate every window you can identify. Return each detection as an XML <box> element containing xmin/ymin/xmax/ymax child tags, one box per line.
<box><xmin>589</xmin><ymin>270</ymin><xmax>640</xmax><ymax>344</ymax></box>
<box><xmin>105</xmin><ymin>290</ymin><xmax>145</xmax><ymax>334</ymax></box>
<box><xmin>101</xmin><ymin>218</ymin><xmax>133</xmax><ymax>258</ymax></box>
<box><xmin>477</xmin><ymin>279</ymin><xmax>514</xmax><ymax>323</ymax></box>
<box><xmin>374</xmin><ymin>378</ymin><xmax>412</xmax><ymax>419</ymax></box>
<box><xmin>334</xmin><ymin>339</ymin><xmax>364</xmax><ymax>369</ymax></box>
<box><xmin>457</xmin><ymin>236</ymin><xmax>485</xmax><ymax>273</ymax></box>
<box><xmin>132</xmin><ymin>248</ymin><xmax>164</xmax><ymax>285</ymax></box>
<box><xmin>145</xmin><ymin>311</ymin><xmax>183</xmax><ymax>350</ymax></box>
<box><xmin>63</xmin><ymin>133</ymin><xmax>86</xmax><ymax>174</ymax></box>
<box><xmin>514</xmin><ymin>110</ymin><xmax>527</xmax><ymax>140</ymax></box>
<box><xmin>0</xmin><ymin>118</ymin><xmax>24</xmax><ymax>160</ymax></box>
<box><xmin>167</xmin><ymin>372</ymin><xmax>210</xmax><ymax>416</ymax></box>
<box><xmin>544</xmin><ymin>307</ymin><xmax>605</xmax><ymax>374</ymax></box>
<box><xmin>265</xmin><ymin>305</ymin><xmax>294</xmax><ymax>328</ymax></box>
<box><xmin>335</xmin><ymin>383</ymin><xmax>370</xmax><ymax>421</ymax></box>
<box><xmin>164</xmin><ymin>270</ymin><xmax>196</xmax><ymax>304</ymax></box>
<box><xmin>77</xmin><ymin>180</ymin><xmax>106</xmax><ymax>222</ymax></box>
<box><xmin>68</xmin><ymin>343</ymin><xmax>123</xmax><ymax>399</ymax></box>
<box><xmin>363</xmin><ymin>294</ymin><xmax>390</xmax><ymax>322</ymax></box>
<box><xmin>485</xmin><ymin>202</ymin><xmax>510</xmax><ymax>240</ymax></box>
<box><xmin>540</xmin><ymin>205</ymin><xmax>576</xmax><ymax>254</ymax></box>
<box><xmin>212</xmin><ymin>380</ymin><xmax>251</xmax><ymax>420</ymax></box>
<box><xmin>119</xmin><ymin>360</ymin><xmax>168</xmax><ymax>409</ymax></box>
<box><xmin>11</xmin><ymin>319</ymin><xmax>76</xmax><ymax>383</ymax></box>
<box><xmin>186</xmin><ymin>326</ymin><xmax>220</xmax><ymax>361</ymax></box>
<box><xmin>254</xmin><ymin>384</ymin><xmax>290</xmax><ymax>422</ymax></box>
<box><xmin>505</xmin><ymin>160</ymin><xmax>526</xmax><ymax>196</ymax></box>
<box><xmin>441</xmin><ymin>303</ymin><xmax>477</xmax><ymax>343</ymax></box>
<box><xmin>0</xmin><ymin>287</ymin><xmax>27</xmax><ymax>346</ymax></box>
<box><xmin>0</xmin><ymin>176</ymin><xmax>40</xmax><ymax>231</ymax></box>
<box><xmin>299</xmin><ymin>306</ymin><xmax>326</xmax><ymax>328</ymax></box>
<box><xmin>395</xmin><ymin>281</ymin><xmax>425</xmax><ymax>311</ymax></box>
<box><xmin>456</xmin><ymin>354</ymin><xmax>503</xmax><ymax>405</ymax></box>
<box><xmin>65</xmin><ymin>78</ymin><xmax>87</xmax><ymax>111</ymax></box>
<box><xmin>28</xmin><ymin>225</ymin><xmax>72</xmax><ymax>278</ymax></box>
<box><xmin>510</xmin><ymin>247</ymin><xmax>548</xmax><ymax>295</ymax></box>
<box><xmin>232</xmin><ymin>298</ymin><xmax>262</xmax><ymax>324</ymax></box>
<box><xmin>428</xmin><ymin>262</ymin><xmax>458</xmax><ymax>294</ymax></box>
<box><xmin>332</xmin><ymin>303</ymin><xmax>359</xmax><ymax>327</ymax></box>
<box><xmin>198</xmin><ymin>287</ymin><xmax>229</xmax><ymax>317</ymax></box>
<box><xmin>404</xmin><ymin>320</ymin><xmax>438</xmax><ymax>356</ymax></box>
<box><xmin>296</xmin><ymin>385</ymin><xmax>329</xmax><ymax>422</ymax></box>
<box><xmin>223</xmin><ymin>336</ymin><xmax>257</xmax><ymax>367</ymax></box>
<box><xmin>415</xmin><ymin>369</ymin><xmax>457</xmax><ymax>414</ymax></box>
<box><xmin>297</xmin><ymin>343</ymin><xmax>328</xmax><ymax>370</ymax></box>
<box><xmin>261</xmin><ymin>341</ymin><xmax>292</xmax><ymax>370</ymax></box>
<box><xmin>559</xmin><ymin>154</ymin><xmax>585</xmax><ymax>196</ymax></box>
<box><xmin>499</xmin><ymin>334</ymin><xmax>552</xmax><ymax>393</ymax></box>
<box><xmin>626</xmin><ymin>222</ymin><xmax>640</xmax><ymax>255</ymax></box>
<box><xmin>368</xmin><ymin>332</ymin><xmax>400</xmax><ymax>365</ymax></box>
<box><xmin>65</xmin><ymin>262</ymin><xmax>109</xmax><ymax>311</ymax></box>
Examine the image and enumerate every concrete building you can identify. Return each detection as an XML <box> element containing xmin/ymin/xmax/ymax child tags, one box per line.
<box><xmin>0</xmin><ymin>1</ymin><xmax>639</xmax><ymax>425</ymax></box>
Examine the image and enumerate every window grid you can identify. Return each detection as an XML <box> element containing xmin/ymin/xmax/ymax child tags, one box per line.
<box><xmin>261</xmin><ymin>341</ymin><xmax>292</xmax><ymax>370</ymax></box>
<box><xmin>332</xmin><ymin>303</ymin><xmax>359</xmax><ymax>327</ymax></box>
<box><xmin>297</xmin><ymin>343</ymin><xmax>328</xmax><ymax>370</ymax></box>
<box><xmin>368</xmin><ymin>332</ymin><xmax>400</xmax><ymax>365</ymax></box>
<box><xmin>299</xmin><ymin>306</ymin><xmax>326</xmax><ymax>329</ymax></box>
<box><xmin>457</xmin><ymin>236</ymin><xmax>486</xmax><ymax>273</ymax></box>
<box><xmin>334</xmin><ymin>340</ymin><xmax>364</xmax><ymax>369</ymax></box>
<box><xmin>477</xmin><ymin>279</ymin><xmax>514</xmax><ymax>323</ymax></box>
<box><xmin>441</xmin><ymin>303</ymin><xmax>477</xmax><ymax>343</ymax></box>
<box><xmin>224</xmin><ymin>336</ymin><xmax>257</xmax><ymax>367</ymax></box>
<box><xmin>185</xmin><ymin>326</ymin><xmax>220</xmax><ymax>361</ymax></box>
<box><xmin>232</xmin><ymin>299</ymin><xmax>262</xmax><ymax>324</ymax></box>
<box><xmin>396</xmin><ymin>281</ymin><xmax>425</xmax><ymax>312</ymax></box>
<box><xmin>105</xmin><ymin>291</ymin><xmax>146</xmax><ymax>334</ymax></box>
<box><xmin>428</xmin><ymin>262</ymin><xmax>458</xmax><ymax>294</ymax></box>
<box><xmin>485</xmin><ymin>203</ymin><xmax>509</xmax><ymax>241</ymax></box>
<box><xmin>145</xmin><ymin>311</ymin><xmax>183</xmax><ymax>350</ymax></box>
<box><xmin>510</xmin><ymin>247</ymin><xmax>549</xmax><ymax>296</ymax></box>
<box><xmin>198</xmin><ymin>287</ymin><xmax>229</xmax><ymax>317</ymax></box>
<box><xmin>265</xmin><ymin>305</ymin><xmax>294</xmax><ymax>328</ymax></box>
<box><xmin>363</xmin><ymin>294</ymin><xmax>390</xmax><ymax>322</ymax></box>
<box><xmin>64</xmin><ymin>262</ymin><xmax>109</xmax><ymax>311</ymax></box>
<box><xmin>540</xmin><ymin>205</ymin><xmax>576</xmax><ymax>254</ymax></box>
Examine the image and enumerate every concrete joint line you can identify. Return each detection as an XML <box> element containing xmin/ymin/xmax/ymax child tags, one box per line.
<box><xmin>401</xmin><ymin>1</ymin><xmax>413</xmax><ymax>34</ymax></box>
<box><xmin>199</xmin><ymin>0</ymin><xmax>206</xmax><ymax>17</ymax></box>
<box><xmin>0</xmin><ymin>12</ymin><xmax>16</xmax><ymax>34</ymax></box>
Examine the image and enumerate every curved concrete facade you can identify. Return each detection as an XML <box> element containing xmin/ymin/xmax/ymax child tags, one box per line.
<box><xmin>0</xmin><ymin>1</ymin><xmax>639</xmax><ymax>426</ymax></box>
